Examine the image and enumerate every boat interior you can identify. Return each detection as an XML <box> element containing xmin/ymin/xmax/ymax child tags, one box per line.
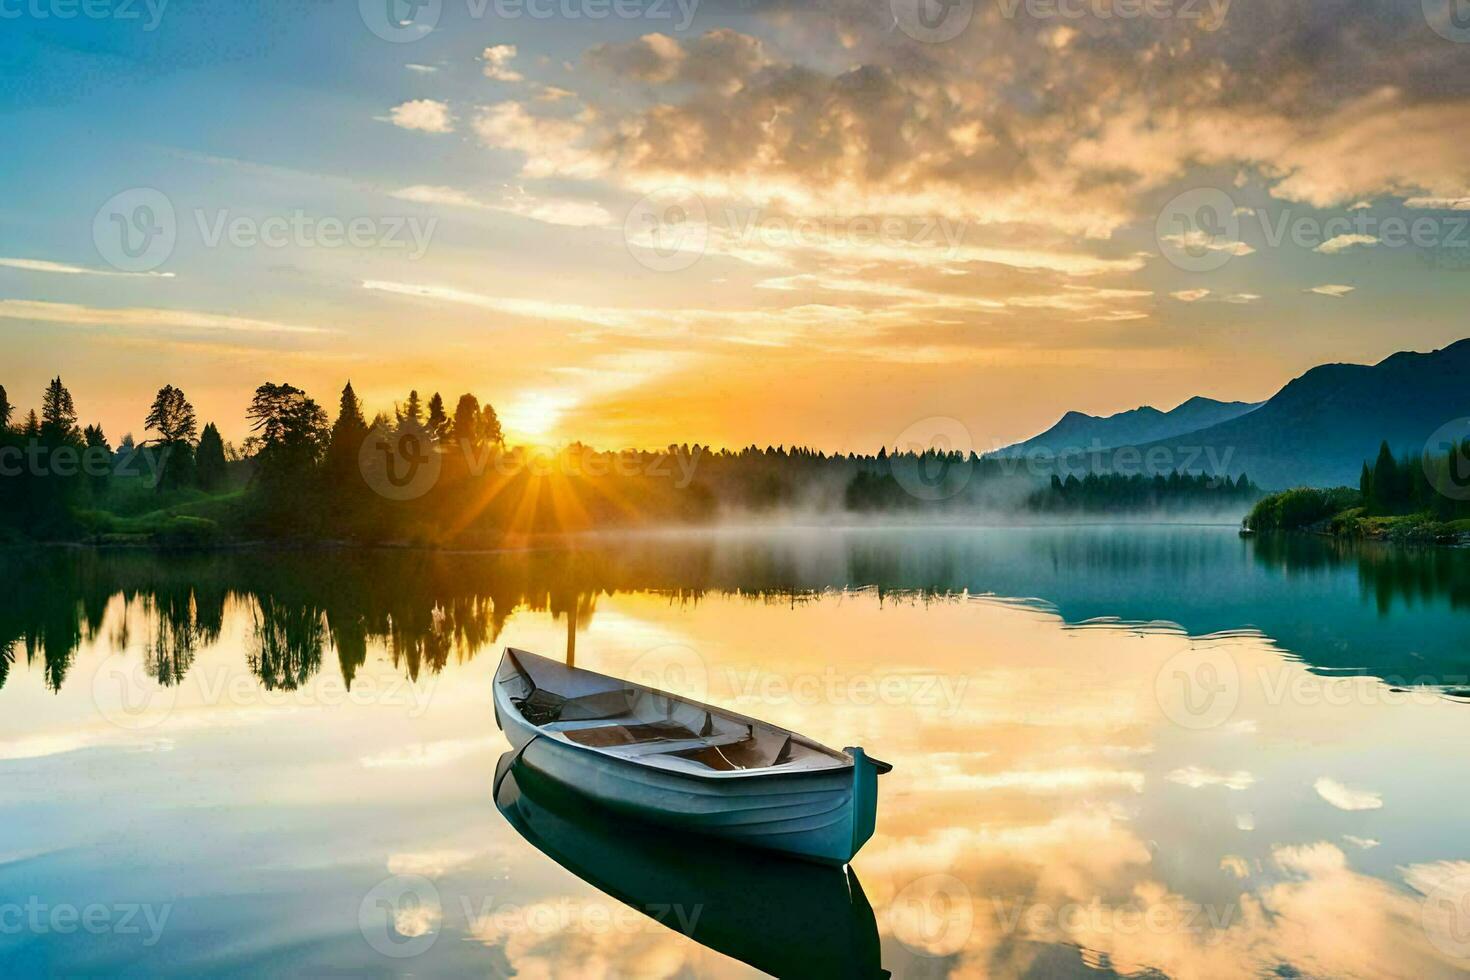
<box><xmin>498</xmin><ymin>649</ymin><xmax>851</xmax><ymax>776</ymax></box>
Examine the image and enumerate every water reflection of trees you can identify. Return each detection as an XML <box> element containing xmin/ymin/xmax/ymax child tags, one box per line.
<box><xmin>2</xmin><ymin>530</ymin><xmax>1468</xmax><ymax>695</ymax></box>
<box><xmin>0</xmin><ymin>546</ymin><xmax>726</xmax><ymax>694</ymax></box>
<box><xmin>1249</xmin><ymin>533</ymin><xmax>1470</xmax><ymax>613</ymax></box>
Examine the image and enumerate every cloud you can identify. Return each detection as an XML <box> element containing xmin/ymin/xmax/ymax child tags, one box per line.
<box><xmin>1170</xmin><ymin>289</ymin><xmax>1210</xmax><ymax>302</ymax></box>
<box><xmin>387</xmin><ymin>849</ymin><xmax>478</xmax><ymax>877</ymax></box>
<box><xmin>1405</xmin><ymin>196</ymin><xmax>1470</xmax><ymax>210</ymax></box>
<box><xmin>1222</xmin><ymin>293</ymin><xmax>1261</xmax><ymax>304</ymax></box>
<box><xmin>388</xmin><ymin>99</ymin><xmax>453</xmax><ymax>133</ymax></box>
<box><xmin>1315</xmin><ymin>233</ymin><xmax>1378</xmax><ymax>254</ymax></box>
<box><xmin>473</xmin><ymin>102</ymin><xmax>605</xmax><ymax>179</ymax></box>
<box><xmin>359</xmin><ymin>735</ymin><xmax>500</xmax><ymax>769</ymax></box>
<box><xmin>482</xmin><ymin>44</ymin><xmax>523</xmax><ymax>82</ymax></box>
<box><xmin>1343</xmin><ymin>835</ymin><xmax>1380</xmax><ymax>849</ymax></box>
<box><xmin>405</xmin><ymin>63</ymin><xmax>438</xmax><ymax>73</ymax></box>
<box><xmin>1314</xmin><ymin>777</ymin><xmax>1383</xmax><ymax>811</ymax></box>
<box><xmin>1167</xmin><ymin>766</ymin><xmax>1255</xmax><ymax>790</ymax></box>
<box><xmin>1160</xmin><ymin>230</ymin><xmax>1256</xmax><ymax>257</ymax></box>
<box><xmin>1220</xmin><ymin>855</ymin><xmax>1251</xmax><ymax>879</ymax></box>
<box><xmin>0</xmin><ymin>299</ymin><xmax>327</xmax><ymax>334</ymax></box>
<box><xmin>390</xmin><ymin>185</ymin><xmax>612</xmax><ymax>227</ymax></box>
<box><xmin>1307</xmin><ymin>284</ymin><xmax>1355</xmax><ymax>297</ymax></box>
<box><xmin>584</xmin><ymin>29</ymin><xmax>767</xmax><ymax>93</ymax></box>
<box><xmin>0</xmin><ymin>257</ymin><xmax>175</xmax><ymax>278</ymax></box>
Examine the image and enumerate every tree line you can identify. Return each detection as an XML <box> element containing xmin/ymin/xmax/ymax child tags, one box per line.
<box><xmin>2</xmin><ymin>375</ymin><xmax>1274</xmax><ymax>545</ymax></box>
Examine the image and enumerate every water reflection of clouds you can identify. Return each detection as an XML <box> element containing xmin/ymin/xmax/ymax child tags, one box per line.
<box><xmin>1</xmin><ymin>534</ymin><xmax>1468</xmax><ymax>977</ymax></box>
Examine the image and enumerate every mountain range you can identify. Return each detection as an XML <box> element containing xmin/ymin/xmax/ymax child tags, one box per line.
<box><xmin>991</xmin><ymin>396</ymin><xmax>1262</xmax><ymax>459</ymax></box>
<box><xmin>991</xmin><ymin>338</ymin><xmax>1470</xmax><ymax>488</ymax></box>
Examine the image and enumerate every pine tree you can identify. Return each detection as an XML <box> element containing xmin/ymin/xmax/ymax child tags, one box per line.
<box><xmin>145</xmin><ymin>385</ymin><xmax>198</xmax><ymax>445</ymax></box>
<box><xmin>1359</xmin><ymin>461</ymin><xmax>1372</xmax><ymax>505</ymax></box>
<box><xmin>426</xmin><ymin>392</ymin><xmax>449</xmax><ymax>442</ymax></box>
<box><xmin>401</xmin><ymin>390</ymin><xmax>423</xmax><ymax>427</ymax></box>
<box><xmin>452</xmin><ymin>394</ymin><xmax>481</xmax><ymax>446</ymax></box>
<box><xmin>40</xmin><ymin>377</ymin><xmax>78</xmax><ymax>443</ymax></box>
<box><xmin>479</xmin><ymin>403</ymin><xmax>503</xmax><ymax>445</ymax></box>
<box><xmin>325</xmin><ymin>381</ymin><xmax>370</xmax><ymax>489</ymax></box>
<box><xmin>195</xmin><ymin>423</ymin><xmax>228</xmax><ymax>491</ymax></box>
<box><xmin>1371</xmin><ymin>441</ymin><xmax>1397</xmax><ymax>513</ymax></box>
<box><xmin>0</xmin><ymin>384</ymin><xmax>11</xmax><ymax>430</ymax></box>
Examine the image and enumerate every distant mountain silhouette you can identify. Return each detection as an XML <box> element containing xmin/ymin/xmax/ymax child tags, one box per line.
<box><xmin>991</xmin><ymin>396</ymin><xmax>1261</xmax><ymax>457</ymax></box>
<box><xmin>1119</xmin><ymin>339</ymin><xmax>1470</xmax><ymax>488</ymax></box>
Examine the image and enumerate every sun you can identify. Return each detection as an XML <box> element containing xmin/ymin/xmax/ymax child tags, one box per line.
<box><xmin>501</xmin><ymin>390</ymin><xmax>571</xmax><ymax>443</ymax></box>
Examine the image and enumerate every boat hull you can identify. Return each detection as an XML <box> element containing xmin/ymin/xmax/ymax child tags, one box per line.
<box><xmin>495</xmin><ymin>677</ymin><xmax>873</xmax><ymax>865</ymax></box>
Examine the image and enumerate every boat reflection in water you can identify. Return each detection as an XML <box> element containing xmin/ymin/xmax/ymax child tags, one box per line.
<box><xmin>494</xmin><ymin>752</ymin><xmax>890</xmax><ymax>979</ymax></box>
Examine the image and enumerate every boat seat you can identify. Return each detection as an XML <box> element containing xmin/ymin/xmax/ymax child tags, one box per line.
<box><xmin>511</xmin><ymin>688</ymin><xmax>632</xmax><ymax>726</ymax></box>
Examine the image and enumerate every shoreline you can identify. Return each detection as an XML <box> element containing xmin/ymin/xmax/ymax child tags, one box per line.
<box><xmin>3</xmin><ymin>518</ymin><xmax>1255</xmax><ymax>554</ymax></box>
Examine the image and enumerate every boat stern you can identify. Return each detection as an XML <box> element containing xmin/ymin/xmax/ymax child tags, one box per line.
<box><xmin>846</xmin><ymin>747</ymin><xmax>893</xmax><ymax>861</ymax></box>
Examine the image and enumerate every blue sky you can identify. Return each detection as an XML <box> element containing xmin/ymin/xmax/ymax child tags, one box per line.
<box><xmin>3</xmin><ymin>0</ymin><xmax>1470</xmax><ymax>449</ymax></box>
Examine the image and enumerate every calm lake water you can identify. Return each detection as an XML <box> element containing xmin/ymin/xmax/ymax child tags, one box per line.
<box><xmin>2</xmin><ymin>525</ymin><xmax>1470</xmax><ymax>978</ymax></box>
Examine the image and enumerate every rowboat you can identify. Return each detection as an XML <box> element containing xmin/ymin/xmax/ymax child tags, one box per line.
<box><xmin>493</xmin><ymin>647</ymin><xmax>892</xmax><ymax>865</ymax></box>
<box><xmin>494</xmin><ymin>756</ymin><xmax>889</xmax><ymax>978</ymax></box>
